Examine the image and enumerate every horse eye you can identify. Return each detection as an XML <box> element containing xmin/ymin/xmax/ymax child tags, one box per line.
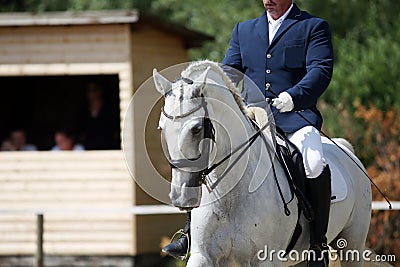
<box><xmin>191</xmin><ymin>124</ymin><xmax>203</xmax><ymax>135</ymax></box>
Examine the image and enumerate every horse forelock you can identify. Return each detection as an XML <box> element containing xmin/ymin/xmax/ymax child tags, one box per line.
<box><xmin>180</xmin><ymin>60</ymin><xmax>248</xmax><ymax>116</ymax></box>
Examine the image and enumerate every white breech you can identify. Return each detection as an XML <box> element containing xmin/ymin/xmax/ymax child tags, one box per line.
<box><xmin>287</xmin><ymin>126</ymin><xmax>326</xmax><ymax>178</ymax></box>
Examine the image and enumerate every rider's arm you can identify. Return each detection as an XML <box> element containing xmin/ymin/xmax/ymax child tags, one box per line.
<box><xmin>286</xmin><ymin>20</ymin><xmax>334</xmax><ymax>111</ymax></box>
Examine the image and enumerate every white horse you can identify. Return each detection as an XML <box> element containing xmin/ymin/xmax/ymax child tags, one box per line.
<box><xmin>154</xmin><ymin>60</ymin><xmax>372</xmax><ymax>267</ymax></box>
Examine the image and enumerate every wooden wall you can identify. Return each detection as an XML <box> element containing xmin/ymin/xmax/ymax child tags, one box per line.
<box><xmin>0</xmin><ymin>24</ymin><xmax>130</xmax><ymax>64</ymax></box>
<box><xmin>0</xmin><ymin>151</ymin><xmax>134</xmax><ymax>255</ymax></box>
<box><xmin>0</xmin><ymin>21</ymin><xmax>191</xmax><ymax>256</ymax></box>
<box><xmin>130</xmin><ymin>24</ymin><xmax>188</xmax><ymax>254</ymax></box>
<box><xmin>131</xmin><ymin>24</ymin><xmax>188</xmax><ymax>204</ymax></box>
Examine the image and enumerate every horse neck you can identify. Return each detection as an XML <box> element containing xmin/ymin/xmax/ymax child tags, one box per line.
<box><xmin>207</xmin><ymin>87</ymin><xmax>253</xmax><ymax>145</ymax></box>
<box><xmin>203</xmin><ymin>88</ymin><xmax>263</xmax><ymax>204</ymax></box>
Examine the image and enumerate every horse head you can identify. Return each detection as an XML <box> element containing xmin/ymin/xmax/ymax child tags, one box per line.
<box><xmin>153</xmin><ymin>61</ymin><xmax>250</xmax><ymax>210</ymax></box>
<box><xmin>154</xmin><ymin>65</ymin><xmax>211</xmax><ymax>210</ymax></box>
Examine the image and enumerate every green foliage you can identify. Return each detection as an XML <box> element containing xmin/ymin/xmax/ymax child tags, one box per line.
<box><xmin>295</xmin><ymin>0</ymin><xmax>368</xmax><ymax>36</ymax></box>
<box><xmin>148</xmin><ymin>0</ymin><xmax>263</xmax><ymax>61</ymax></box>
<box><xmin>0</xmin><ymin>0</ymin><xmax>149</xmax><ymax>12</ymax></box>
<box><xmin>320</xmin><ymin>1</ymin><xmax>400</xmax><ymax>142</ymax></box>
<box><xmin>324</xmin><ymin>2</ymin><xmax>400</xmax><ymax>111</ymax></box>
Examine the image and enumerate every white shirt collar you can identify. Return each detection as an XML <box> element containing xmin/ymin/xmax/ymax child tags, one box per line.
<box><xmin>267</xmin><ymin>3</ymin><xmax>293</xmax><ymax>25</ymax></box>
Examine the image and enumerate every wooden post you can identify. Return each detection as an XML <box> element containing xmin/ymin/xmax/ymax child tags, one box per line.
<box><xmin>35</xmin><ymin>214</ymin><xmax>44</xmax><ymax>267</ymax></box>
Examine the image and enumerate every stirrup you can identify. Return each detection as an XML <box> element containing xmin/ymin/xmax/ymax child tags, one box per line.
<box><xmin>165</xmin><ymin>229</ymin><xmax>191</xmax><ymax>261</ymax></box>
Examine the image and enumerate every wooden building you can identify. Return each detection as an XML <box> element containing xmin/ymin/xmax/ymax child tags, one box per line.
<box><xmin>0</xmin><ymin>10</ymin><xmax>212</xmax><ymax>256</ymax></box>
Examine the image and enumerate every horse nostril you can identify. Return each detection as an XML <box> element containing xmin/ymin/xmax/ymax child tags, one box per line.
<box><xmin>191</xmin><ymin>124</ymin><xmax>203</xmax><ymax>135</ymax></box>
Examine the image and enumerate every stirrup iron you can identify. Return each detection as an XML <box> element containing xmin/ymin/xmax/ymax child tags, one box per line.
<box><xmin>165</xmin><ymin>229</ymin><xmax>191</xmax><ymax>261</ymax></box>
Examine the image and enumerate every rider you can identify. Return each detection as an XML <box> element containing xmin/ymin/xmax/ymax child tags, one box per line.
<box><xmin>162</xmin><ymin>1</ymin><xmax>334</xmax><ymax>266</ymax></box>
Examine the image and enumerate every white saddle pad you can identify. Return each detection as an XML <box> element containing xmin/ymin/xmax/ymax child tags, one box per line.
<box><xmin>246</xmin><ymin>107</ymin><xmax>348</xmax><ymax>203</ymax></box>
<box><xmin>329</xmin><ymin>163</ymin><xmax>347</xmax><ymax>203</ymax></box>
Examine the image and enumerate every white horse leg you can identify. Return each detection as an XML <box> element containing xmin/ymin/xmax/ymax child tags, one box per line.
<box><xmin>186</xmin><ymin>253</ymin><xmax>250</xmax><ymax>267</ymax></box>
<box><xmin>330</xmin><ymin>196</ymin><xmax>371</xmax><ymax>267</ymax></box>
<box><xmin>186</xmin><ymin>252</ymin><xmax>211</xmax><ymax>267</ymax></box>
<box><xmin>331</xmin><ymin>228</ymin><xmax>369</xmax><ymax>267</ymax></box>
<box><xmin>252</xmin><ymin>259</ymin><xmax>283</xmax><ymax>267</ymax></box>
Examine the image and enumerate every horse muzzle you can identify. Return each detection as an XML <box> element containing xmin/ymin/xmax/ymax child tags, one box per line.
<box><xmin>169</xmin><ymin>172</ymin><xmax>202</xmax><ymax>209</ymax></box>
<box><xmin>169</xmin><ymin>186</ymin><xmax>202</xmax><ymax>209</ymax></box>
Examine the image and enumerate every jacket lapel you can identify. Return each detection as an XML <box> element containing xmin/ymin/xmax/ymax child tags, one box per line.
<box><xmin>269</xmin><ymin>3</ymin><xmax>302</xmax><ymax>49</ymax></box>
<box><xmin>255</xmin><ymin>12</ymin><xmax>269</xmax><ymax>50</ymax></box>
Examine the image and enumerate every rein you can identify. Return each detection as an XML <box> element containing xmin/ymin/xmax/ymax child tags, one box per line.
<box><xmin>162</xmin><ymin>94</ymin><xmax>271</xmax><ymax>190</ymax></box>
<box><xmin>201</xmin><ymin>118</ymin><xmax>271</xmax><ymax>191</ymax></box>
<box><xmin>162</xmin><ymin>92</ymin><xmax>292</xmax><ymax>215</ymax></box>
<box><xmin>266</xmin><ymin>88</ymin><xmax>393</xmax><ymax>209</ymax></box>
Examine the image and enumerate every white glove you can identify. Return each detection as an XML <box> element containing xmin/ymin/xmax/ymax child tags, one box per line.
<box><xmin>271</xmin><ymin>92</ymin><xmax>294</xmax><ymax>113</ymax></box>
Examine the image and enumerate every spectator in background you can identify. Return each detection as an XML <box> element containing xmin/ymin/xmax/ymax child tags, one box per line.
<box><xmin>51</xmin><ymin>129</ymin><xmax>84</xmax><ymax>151</ymax></box>
<box><xmin>1</xmin><ymin>129</ymin><xmax>37</xmax><ymax>151</ymax></box>
<box><xmin>77</xmin><ymin>82</ymin><xmax>119</xmax><ymax>150</ymax></box>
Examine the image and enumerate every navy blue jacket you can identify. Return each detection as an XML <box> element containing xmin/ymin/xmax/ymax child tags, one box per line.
<box><xmin>222</xmin><ymin>4</ymin><xmax>334</xmax><ymax>133</ymax></box>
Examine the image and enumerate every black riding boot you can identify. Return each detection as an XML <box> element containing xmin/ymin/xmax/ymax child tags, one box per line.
<box><xmin>306</xmin><ymin>165</ymin><xmax>331</xmax><ymax>267</ymax></box>
<box><xmin>162</xmin><ymin>212</ymin><xmax>191</xmax><ymax>259</ymax></box>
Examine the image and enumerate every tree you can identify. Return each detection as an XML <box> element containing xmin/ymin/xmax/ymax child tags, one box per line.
<box><xmin>148</xmin><ymin>0</ymin><xmax>263</xmax><ymax>61</ymax></box>
<box><xmin>320</xmin><ymin>1</ymin><xmax>400</xmax><ymax>148</ymax></box>
<box><xmin>323</xmin><ymin>2</ymin><xmax>400</xmax><ymax>111</ymax></box>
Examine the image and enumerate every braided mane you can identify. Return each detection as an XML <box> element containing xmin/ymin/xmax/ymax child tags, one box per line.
<box><xmin>181</xmin><ymin>60</ymin><xmax>248</xmax><ymax>115</ymax></box>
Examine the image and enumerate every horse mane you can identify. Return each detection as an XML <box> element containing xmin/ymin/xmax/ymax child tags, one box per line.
<box><xmin>181</xmin><ymin>60</ymin><xmax>248</xmax><ymax>116</ymax></box>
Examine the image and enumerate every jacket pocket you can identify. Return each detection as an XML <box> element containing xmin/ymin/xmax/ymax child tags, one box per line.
<box><xmin>284</xmin><ymin>39</ymin><xmax>306</xmax><ymax>69</ymax></box>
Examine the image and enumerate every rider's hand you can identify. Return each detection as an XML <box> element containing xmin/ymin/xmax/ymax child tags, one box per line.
<box><xmin>271</xmin><ymin>92</ymin><xmax>294</xmax><ymax>113</ymax></box>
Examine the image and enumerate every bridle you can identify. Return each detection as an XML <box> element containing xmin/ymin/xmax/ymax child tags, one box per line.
<box><xmin>161</xmin><ymin>85</ymin><xmax>273</xmax><ymax>192</ymax></box>
<box><xmin>161</xmin><ymin>78</ymin><xmax>294</xmax><ymax>216</ymax></box>
<box><xmin>162</xmin><ymin>93</ymin><xmax>215</xmax><ymax>187</ymax></box>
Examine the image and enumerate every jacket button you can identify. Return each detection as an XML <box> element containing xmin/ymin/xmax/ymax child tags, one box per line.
<box><xmin>266</xmin><ymin>69</ymin><xmax>271</xmax><ymax>74</ymax></box>
<box><xmin>266</xmin><ymin>54</ymin><xmax>272</xmax><ymax>59</ymax></box>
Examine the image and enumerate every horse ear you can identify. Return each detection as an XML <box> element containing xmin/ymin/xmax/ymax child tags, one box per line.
<box><xmin>196</xmin><ymin>66</ymin><xmax>211</xmax><ymax>94</ymax></box>
<box><xmin>153</xmin><ymin>68</ymin><xmax>171</xmax><ymax>95</ymax></box>
<box><xmin>198</xmin><ymin>66</ymin><xmax>211</xmax><ymax>84</ymax></box>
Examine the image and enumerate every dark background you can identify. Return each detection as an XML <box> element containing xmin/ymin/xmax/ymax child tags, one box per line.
<box><xmin>0</xmin><ymin>75</ymin><xmax>120</xmax><ymax>150</ymax></box>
